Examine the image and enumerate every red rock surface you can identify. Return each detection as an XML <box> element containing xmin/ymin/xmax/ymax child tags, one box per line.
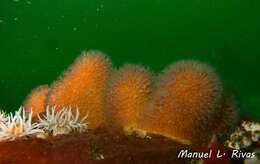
<box><xmin>202</xmin><ymin>141</ymin><xmax>231</xmax><ymax>164</ymax></box>
<box><xmin>0</xmin><ymin>127</ymin><xmax>195</xmax><ymax>164</ymax></box>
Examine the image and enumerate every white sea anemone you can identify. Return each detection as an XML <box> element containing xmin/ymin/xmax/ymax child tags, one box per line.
<box><xmin>38</xmin><ymin>106</ymin><xmax>88</xmax><ymax>136</ymax></box>
<box><xmin>0</xmin><ymin>107</ymin><xmax>44</xmax><ymax>141</ymax></box>
<box><xmin>0</xmin><ymin>110</ymin><xmax>8</xmax><ymax>123</ymax></box>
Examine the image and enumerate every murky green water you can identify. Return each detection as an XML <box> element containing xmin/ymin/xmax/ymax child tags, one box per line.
<box><xmin>0</xmin><ymin>0</ymin><xmax>259</xmax><ymax>120</ymax></box>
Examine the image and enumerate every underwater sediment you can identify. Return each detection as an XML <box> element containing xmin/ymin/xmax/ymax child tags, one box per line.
<box><xmin>0</xmin><ymin>50</ymin><xmax>259</xmax><ymax>164</ymax></box>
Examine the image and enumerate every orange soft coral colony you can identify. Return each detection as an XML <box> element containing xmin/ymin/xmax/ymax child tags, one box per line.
<box><xmin>213</xmin><ymin>93</ymin><xmax>238</xmax><ymax>142</ymax></box>
<box><xmin>46</xmin><ymin>50</ymin><xmax>112</xmax><ymax>129</ymax></box>
<box><xmin>23</xmin><ymin>85</ymin><xmax>49</xmax><ymax>117</ymax></box>
<box><xmin>108</xmin><ymin>64</ymin><xmax>154</xmax><ymax>134</ymax></box>
<box><xmin>140</xmin><ymin>60</ymin><xmax>223</xmax><ymax>146</ymax></box>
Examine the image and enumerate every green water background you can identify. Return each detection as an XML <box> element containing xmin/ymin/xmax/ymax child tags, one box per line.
<box><xmin>0</xmin><ymin>0</ymin><xmax>259</xmax><ymax>120</ymax></box>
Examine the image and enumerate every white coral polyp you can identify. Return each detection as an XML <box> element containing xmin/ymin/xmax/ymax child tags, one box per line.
<box><xmin>38</xmin><ymin>106</ymin><xmax>88</xmax><ymax>136</ymax></box>
<box><xmin>0</xmin><ymin>108</ymin><xmax>43</xmax><ymax>141</ymax></box>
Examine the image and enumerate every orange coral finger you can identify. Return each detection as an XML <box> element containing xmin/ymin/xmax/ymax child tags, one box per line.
<box><xmin>23</xmin><ymin>85</ymin><xmax>49</xmax><ymax>117</ymax></box>
<box><xmin>141</xmin><ymin>60</ymin><xmax>223</xmax><ymax>146</ymax></box>
<box><xmin>213</xmin><ymin>93</ymin><xmax>238</xmax><ymax>142</ymax></box>
<box><xmin>108</xmin><ymin>64</ymin><xmax>154</xmax><ymax>134</ymax></box>
<box><xmin>47</xmin><ymin>50</ymin><xmax>112</xmax><ymax>129</ymax></box>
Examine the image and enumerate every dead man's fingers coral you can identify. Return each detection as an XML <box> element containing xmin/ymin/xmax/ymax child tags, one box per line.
<box><xmin>108</xmin><ymin>64</ymin><xmax>154</xmax><ymax>135</ymax></box>
<box><xmin>212</xmin><ymin>93</ymin><xmax>238</xmax><ymax>142</ymax></box>
<box><xmin>46</xmin><ymin>50</ymin><xmax>112</xmax><ymax>129</ymax></box>
<box><xmin>140</xmin><ymin>60</ymin><xmax>223</xmax><ymax>146</ymax></box>
<box><xmin>23</xmin><ymin>85</ymin><xmax>49</xmax><ymax>117</ymax></box>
